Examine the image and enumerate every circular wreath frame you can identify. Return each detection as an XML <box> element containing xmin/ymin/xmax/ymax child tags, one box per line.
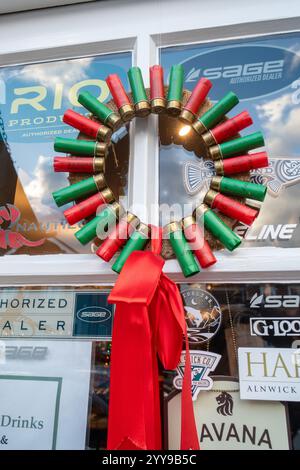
<box><xmin>67</xmin><ymin>87</ymin><xmax>252</xmax><ymax>259</ymax></box>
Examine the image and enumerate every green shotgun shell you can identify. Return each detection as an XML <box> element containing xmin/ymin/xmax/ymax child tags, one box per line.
<box><xmin>52</xmin><ymin>174</ymin><xmax>106</xmax><ymax>207</ymax></box>
<box><xmin>209</xmin><ymin>131</ymin><xmax>265</xmax><ymax>160</ymax></box>
<box><xmin>54</xmin><ymin>137</ymin><xmax>108</xmax><ymax>157</ymax></box>
<box><xmin>167</xmin><ymin>64</ymin><xmax>184</xmax><ymax>116</ymax></box>
<box><xmin>195</xmin><ymin>204</ymin><xmax>241</xmax><ymax>252</ymax></box>
<box><xmin>211</xmin><ymin>176</ymin><xmax>267</xmax><ymax>202</ymax></box>
<box><xmin>112</xmin><ymin>222</ymin><xmax>149</xmax><ymax>273</ymax></box>
<box><xmin>127</xmin><ymin>67</ymin><xmax>151</xmax><ymax>117</ymax></box>
<box><xmin>193</xmin><ymin>92</ymin><xmax>239</xmax><ymax>135</ymax></box>
<box><xmin>78</xmin><ymin>91</ymin><xmax>122</xmax><ymax>130</ymax></box>
<box><xmin>75</xmin><ymin>202</ymin><xmax>122</xmax><ymax>245</ymax></box>
<box><xmin>164</xmin><ymin>221</ymin><xmax>200</xmax><ymax>277</ymax></box>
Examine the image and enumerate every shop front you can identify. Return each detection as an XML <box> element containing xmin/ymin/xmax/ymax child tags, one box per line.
<box><xmin>0</xmin><ymin>0</ymin><xmax>300</xmax><ymax>451</ymax></box>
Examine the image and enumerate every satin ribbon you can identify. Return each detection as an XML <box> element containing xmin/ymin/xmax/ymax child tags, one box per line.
<box><xmin>107</xmin><ymin>249</ymin><xmax>199</xmax><ymax>450</ymax></box>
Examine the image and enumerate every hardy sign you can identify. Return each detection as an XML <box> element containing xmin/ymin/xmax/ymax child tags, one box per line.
<box><xmin>238</xmin><ymin>347</ymin><xmax>300</xmax><ymax>401</ymax></box>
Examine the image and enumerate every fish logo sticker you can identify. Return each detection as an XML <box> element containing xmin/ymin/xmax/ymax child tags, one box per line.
<box><xmin>252</xmin><ymin>158</ymin><xmax>300</xmax><ymax>197</ymax></box>
<box><xmin>173</xmin><ymin>350</ymin><xmax>221</xmax><ymax>400</ymax></box>
<box><xmin>183</xmin><ymin>159</ymin><xmax>215</xmax><ymax>195</ymax></box>
<box><xmin>184</xmin><ymin>157</ymin><xmax>300</xmax><ymax>198</ymax></box>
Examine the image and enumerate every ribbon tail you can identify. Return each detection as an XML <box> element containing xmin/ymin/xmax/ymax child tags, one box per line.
<box><xmin>181</xmin><ymin>336</ymin><xmax>200</xmax><ymax>450</ymax></box>
<box><xmin>155</xmin><ymin>274</ymin><xmax>200</xmax><ymax>450</ymax></box>
<box><xmin>107</xmin><ymin>250</ymin><xmax>199</xmax><ymax>451</ymax></box>
<box><xmin>107</xmin><ymin>252</ymin><xmax>164</xmax><ymax>450</ymax></box>
<box><xmin>107</xmin><ymin>303</ymin><xmax>150</xmax><ymax>450</ymax></box>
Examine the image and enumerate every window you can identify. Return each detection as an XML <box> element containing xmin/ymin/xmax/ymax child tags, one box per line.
<box><xmin>159</xmin><ymin>33</ymin><xmax>300</xmax><ymax>249</ymax></box>
<box><xmin>0</xmin><ymin>1</ymin><xmax>299</xmax><ymax>450</ymax></box>
<box><xmin>0</xmin><ymin>52</ymin><xmax>132</xmax><ymax>256</ymax></box>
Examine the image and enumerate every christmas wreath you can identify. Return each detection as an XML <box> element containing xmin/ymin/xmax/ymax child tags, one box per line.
<box><xmin>51</xmin><ymin>64</ymin><xmax>269</xmax><ymax>450</ymax></box>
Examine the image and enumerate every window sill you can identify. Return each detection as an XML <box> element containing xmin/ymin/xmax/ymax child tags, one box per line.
<box><xmin>0</xmin><ymin>246</ymin><xmax>299</xmax><ymax>285</ymax></box>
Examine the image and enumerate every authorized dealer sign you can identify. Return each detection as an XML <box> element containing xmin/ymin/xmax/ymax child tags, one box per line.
<box><xmin>0</xmin><ymin>289</ymin><xmax>113</xmax><ymax>339</ymax></box>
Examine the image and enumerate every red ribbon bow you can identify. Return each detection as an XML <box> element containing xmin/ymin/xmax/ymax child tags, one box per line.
<box><xmin>107</xmin><ymin>250</ymin><xmax>199</xmax><ymax>450</ymax></box>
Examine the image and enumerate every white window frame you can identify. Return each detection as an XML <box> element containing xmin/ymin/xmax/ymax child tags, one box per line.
<box><xmin>0</xmin><ymin>1</ymin><xmax>299</xmax><ymax>285</ymax></box>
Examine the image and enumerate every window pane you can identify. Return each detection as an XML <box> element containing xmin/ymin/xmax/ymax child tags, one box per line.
<box><xmin>0</xmin><ymin>52</ymin><xmax>132</xmax><ymax>255</ymax></box>
<box><xmin>160</xmin><ymin>33</ymin><xmax>300</xmax><ymax>247</ymax></box>
<box><xmin>0</xmin><ymin>283</ymin><xmax>299</xmax><ymax>450</ymax></box>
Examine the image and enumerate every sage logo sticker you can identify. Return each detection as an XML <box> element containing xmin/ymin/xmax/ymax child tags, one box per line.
<box><xmin>181</xmin><ymin>45</ymin><xmax>300</xmax><ymax>100</ymax></box>
<box><xmin>250</xmin><ymin>318</ymin><xmax>300</xmax><ymax>337</ymax></box>
<box><xmin>173</xmin><ymin>350</ymin><xmax>221</xmax><ymax>400</ymax></box>
<box><xmin>181</xmin><ymin>287</ymin><xmax>222</xmax><ymax>344</ymax></box>
<box><xmin>73</xmin><ymin>292</ymin><xmax>113</xmax><ymax>338</ymax></box>
<box><xmin>250</xmin><ymin>292</ymin><xmax>300</xmax><ymax>308</ymax></box>
<box><xmin>76</xmin><ymin>306</ymin><xmax>111</xmax><ymax>323</ymax></box>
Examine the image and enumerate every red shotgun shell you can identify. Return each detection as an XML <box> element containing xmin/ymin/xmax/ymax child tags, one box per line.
<box><xmin>53</xmin><ymin>156</ymin><xmax>105</xmax><ymax>174</ymax></box>
<box><xmin>63</xmin><ymin>109</ymin><xmax>112</xmax><ymax>141</ymax></box>
<box><xmin>96</xmin><ymin>213</ymin><xmax>139</xmax><ymax>261</ymax></box>
<box><xmin>215</xmin><ymin>152</ymin><xmax>269</xmax><ymax>175</ymax></box>
<box><xmin>180</xmin><ymin>78</ymin><xmax>212</xmax><ymax>124</ymax></box>
<box><xmin>182</xmin><ymin>216</ymin><xmax>217</xmax><ymax>268</ymax></box>
<box><xmin>64</xmin><ymin>188</ymin><xmax>114</xmax><ymax>225</ymax></box>
<box><xmin>106</xmin><ymin>74</ymin><xmax>135</xmax><ymax>121</ymax></box>
<box><xmin>149</xmin><ymin>65</ymin><xmax>166</xmax><ymax>113</ymax></box>
<box><xmin>204</xmin><ymin>190</ymin><xmax>258</xmax><ymax>226</ymax></box>
<box><xmin>202</xmin><ymin>111</ymin><xmax>253</xmax><ymax>146</ymax></box>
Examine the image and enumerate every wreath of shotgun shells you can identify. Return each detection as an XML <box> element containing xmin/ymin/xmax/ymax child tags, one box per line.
<box><xmin>52</xmin><ymin>64</ymin><xmax>269</xmax><ymax>278</ymax></box>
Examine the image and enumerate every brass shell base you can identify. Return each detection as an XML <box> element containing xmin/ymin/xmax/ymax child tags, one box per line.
<box><xmin>126</xmin><ymin>212</ymin><xmax>140</xmax><ymax>228</ymax></box>
<box><xmin>110</xmin><ymin>201</ymin><xmax>124</xmax><ymax>219</ymax></box>
<box><xmin>97</xmin><ymin>125</ymin><xmax>112</xmax><ymax>142</ymax></box>
<box><xmin>135</xmin><ymin>100</ymin><xmax>151</xmax><ymax>117</ymax></box>
<box><xmin>209</xmin><ymin>145</ymin><xmax>222</xmax><ymax>161</ymax></box>
<box><xmin>164</xmin><ymin>221</ymin><xmax>181</xmax><ymax>236</ymax></box>
<box><xmin>95</xmin><ymin>142</ymin><xmax>108</xmax><ymax>158</ymax></box>
<box><xmin>93</xmin><ymin>173</ymin><xmax>106</xmax><ymax>191</ymax></box>
<box><xmin>213</xmin><ymin>159</ymin><xmax>224</xmax><ymax>175</ymax></box>
<box><xmin>106</xmin><ymin>113</ymin><xmax>122</xmax><ymax>131</ymax></box>
<box><xmin>204</xmin><ymin>189</ymin><xmax>218</xmax><ymax>207</ymax></box>
<box><xmin>101</xmin><ymin>187</ymin><xmax>115</xmax><ymax>204</ymax></box>
<box><xmin>210</xmin><ymin>176</ymin><xmax>223</xmax><ymax>191</ymax></box>
<box><xmin>182</xmin><ymin>215</ymin><xmax>195</xmax><ymax>230</ymax></box>
<box><xmin>179</xmin><ymin>109</ymin><xmax>195</xmax><ymax>125</ymax></box>
<box><xmin>93</xmin><ymin>157</ymin><xmax>105</xmax><ymax>173</ymax></box>
<box><xmin>119</xmin><ymin>104</ymin><xmax>135</xmax><ymax>122</ymax></box>
<box><xmin>194</xmin><ymin>203</ymin><xmax>209</xmax><ymax>219</ymax></box>
<box><xmin>166</xmin><ymin>100</ymin><xmax>182</xmax><ymax>117</ymax></box>
<box><xmin>151</xmin><ymin>98</ymin><xmax>166</xmax><ymax>114</ymax></box>
<box><xmin>202</xmin><ymin>130</ymin><xmax>216</xmax><ymax>146</ymax></box>
<box><xmin>136</xmin><ymin>222</ymin><xmax>150</xmax><ymax>238</ymax></box>
<box><xmin>192</xmin><ymin>119</ymin><xmax>207</xmax><ymax>135</ymax></box>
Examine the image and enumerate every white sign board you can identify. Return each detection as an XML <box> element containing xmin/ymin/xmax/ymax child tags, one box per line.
<box><xmin>0</xmin><ymin>339</ymin><xmax>92</xmax><ymax>449</ymax></box>
<box><xmin>238</xmin><ymin>347</ymin><xmax>300</xmax><ymax>401</ymax></box>
<box><xmin>167</xmin><ymin>378</ymin><xmax>291</xmax><ymax>450</ymax></box>
<box><xmin>0</xmin><ymin>289</ymin><xmax>113</xmax><ymax>339</ymax></box>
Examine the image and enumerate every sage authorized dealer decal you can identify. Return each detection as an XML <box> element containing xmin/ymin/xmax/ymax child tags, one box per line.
<box><xmin>160</xmin><ymin>32</ymin><xmax>300</xmax><ymax>248</ymax></box>
<box><xmin>166</xmin><ymin>378</ymin><xmax>291</xmax><ymax>450</ymax></box>
<box><xmin>0</xmin><ymin>340</ymin><xmax>91</xmax><ymax>449</ymax></box>
<box><xmin>0</xmin><ymin>287</ymin><xmax>113</xmax><ymax>339</ymax></box>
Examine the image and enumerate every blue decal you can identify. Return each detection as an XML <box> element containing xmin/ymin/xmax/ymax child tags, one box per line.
<box><xmin>73</xmin><ymin>292</ymin><xmax>113</xmax><ymax>338</ymax></box>
<box><xmin>180</xmin><ymin>45</ymin><xmax>300</xmax><ymax>101</ymax></box>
